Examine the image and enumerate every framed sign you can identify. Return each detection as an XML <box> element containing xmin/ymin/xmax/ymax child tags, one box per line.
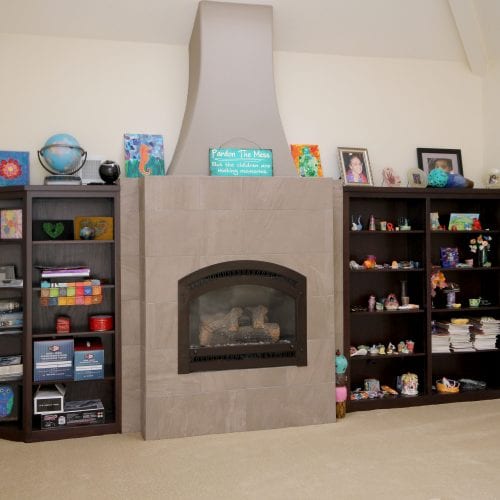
<box><xmin>209</xmin><ymin>148</ymin><xmax>273</xmax><ymax>177</ymax></box>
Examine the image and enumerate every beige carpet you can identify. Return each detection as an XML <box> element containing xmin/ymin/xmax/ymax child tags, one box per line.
<box><xmin>2</xmin><ymin>400</ymin><xmax>500</xmax><ymax>500</ymax></box>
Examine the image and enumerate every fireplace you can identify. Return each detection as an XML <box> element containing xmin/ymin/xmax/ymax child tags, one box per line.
<box><xmin>178</xmin><ymin>260</ymin><xmax>307</xmax><ymax>373</ymax></box>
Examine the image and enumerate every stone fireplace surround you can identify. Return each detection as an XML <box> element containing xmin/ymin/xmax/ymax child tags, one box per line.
<box><xmin>121</xmin><ymin>176</ymin><xmax>339</xmax><ymax>439</ymax></box>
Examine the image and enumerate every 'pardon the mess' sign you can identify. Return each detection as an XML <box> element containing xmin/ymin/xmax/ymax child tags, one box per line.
<box><xmin>209</xmin><ymin>148</ymin><xmax>273</xmax><ymax>177</ymax></box>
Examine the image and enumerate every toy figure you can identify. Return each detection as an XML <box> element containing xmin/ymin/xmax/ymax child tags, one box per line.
<box><xmin>472</xmin><ymin>218</ymin><xmax>482</xmax><ymax>230</ymax></box>
<box><xmin>368</xmin><ymin>294</ymin><xmax>376</xmax><ymax>312</ymax></box>
<box><xmin>399</xmin><ymin>372</ymin><xmax>418</xmax><ymax>396</ymax></box>
<box><xmin>335</xmin><ymin>350</ymin><xmax>348</xmax><ymax>418</ymax></box>
<box><xmin>369</xmin><ymin>214</ymin><xmax>376</xmax><ymax>231</ymax></box>
<box><xmin>384</xmin><ymin>293</ymin><xmax>399</xmax><ymax>310</ymax></box>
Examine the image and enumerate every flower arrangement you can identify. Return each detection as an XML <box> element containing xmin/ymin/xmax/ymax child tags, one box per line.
<box><xmin>430</xmin><ymin>270</ymin><xmax>448</xmax><ymax>298</ymax></box>
<box><xmin>469</xmin><ymin>234</ymin><xmax>492</xmax><ymax>254</ymax></box>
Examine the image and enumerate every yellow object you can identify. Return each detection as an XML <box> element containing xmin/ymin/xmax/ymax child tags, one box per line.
<box><xmin>451</xmin><ymin>318</ymin><xmax>469</xmax><ymax>325</ymax></box>
<box><xmin>74</xmin><ymin>216</ymin><xmax>114</xmax><ymax>240</ymax></box>
<box><xmin>436</xmin><ymin>378</ymin><xmax>460</xmax><ymax>393</ymax></box>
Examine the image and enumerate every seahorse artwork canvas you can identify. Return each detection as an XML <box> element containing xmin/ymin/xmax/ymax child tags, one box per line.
<box><xmin>123</xmin><ymin>134</ymin><xmax>165</xmax><ymax>177</ymax></box>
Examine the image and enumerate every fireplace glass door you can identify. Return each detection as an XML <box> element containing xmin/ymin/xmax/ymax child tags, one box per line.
<box><xmin>178</xmin><ymin>261</ymin><xmax>306</xmax><ymax>373</ymax></box>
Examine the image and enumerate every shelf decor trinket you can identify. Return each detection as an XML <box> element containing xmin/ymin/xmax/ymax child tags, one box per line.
<box><xmin>436</xmin><ymin>377</ymin><xmax>460</xmax><ymax>394</ymax></box>
<box><xmin>399</xmin><ymin>372</ymin><xmax>418</xmax><ymax>396</ymax></box>
<box><xmin>384</xmin><ymin>293</ymin><xmax>399</xmax><ymax>310</ymax></box>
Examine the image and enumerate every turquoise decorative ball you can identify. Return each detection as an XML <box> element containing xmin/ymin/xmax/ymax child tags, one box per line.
<box><xmin>428</xmin><ymin>168</ymin><xmax>449</xmax><ymax>187</ymax></box>
<box><xmin>39</xmin><ymin>133</ymin><xmax>86</xmax><ymax>174</ymax></box>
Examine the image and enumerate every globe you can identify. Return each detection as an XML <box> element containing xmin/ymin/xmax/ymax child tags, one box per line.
<box><xmin>38</xmin><ymin>133</ymin><xmax>87</xmax><ymax>176</ymax></box>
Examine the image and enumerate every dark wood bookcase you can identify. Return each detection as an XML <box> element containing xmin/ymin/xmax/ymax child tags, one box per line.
<box><xmin>0</xmin><ymin>185</ymin><xmax>121</xmax><ymax>442</ymax></box>
<box><xmin>343</xmin><ymin>186</ymin><xmax>500</xmax><ymax>412</ymax></box>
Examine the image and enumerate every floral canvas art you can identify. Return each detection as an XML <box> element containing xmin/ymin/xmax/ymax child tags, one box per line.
<box><xmin>124</xmin><ymin>134</ymin><xmax>165</xmax><ymax>177</ymax></box>
<box><xmin>0</xmin><ymin>151</ymin><xmax>29</xmax><ymax>187</ymax></box>
<box><xmin>0</xmin><ymin>209</ymin><xmax>22</xmax><ymax>239</ymax></box>
<box><xmin>290</xmin><ymin>144</ymin><xmax>323</xmax><ymax>177</ymax></box>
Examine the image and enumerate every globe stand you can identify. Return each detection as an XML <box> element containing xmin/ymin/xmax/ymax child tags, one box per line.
<box><xmin>38</xmin><ymin>138</ymin><xmax>87</xmax><ymax>186</ymax></box>
<box><xmin>43</xmin><ymin>174</ymin><xmax>83</xmax><ymax>186</ymax></box>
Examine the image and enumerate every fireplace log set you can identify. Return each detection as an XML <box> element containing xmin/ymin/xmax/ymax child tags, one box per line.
<box><xmin>199</xmin><ymin>305</ymin><xmax>280</xmax><ymax>346</ymax></box>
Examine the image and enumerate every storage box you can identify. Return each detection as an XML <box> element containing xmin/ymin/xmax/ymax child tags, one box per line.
<box><xmin>74</xmin><ymin>338</ymin><xmax>104</xmax><ymax>381</ymax></box>
<box><xmin>40</xmin><ymin>399</ymin><xmax>105</xmax><ymax>429</ymax></box>
<box><xmin>33</xmin><ymin>339</ymin><xmax>74</xmax><ymax>382</ymax></box>
<box><xmin>33</xmin><ymin>384</ymin><xmax>66</xmax><ymax>414</ymax></box>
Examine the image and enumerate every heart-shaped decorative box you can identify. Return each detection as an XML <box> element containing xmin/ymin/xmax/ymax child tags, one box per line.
<box><xmin>32</xmin><ymin>220</ymin><xmax>74</xmax><ymax>241</ymax></box>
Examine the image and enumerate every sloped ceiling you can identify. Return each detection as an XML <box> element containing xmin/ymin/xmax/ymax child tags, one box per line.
<box><xmin>0</xmin><ymin>0</ymin><xmax>498</xmax><ymax>64</ymax></box>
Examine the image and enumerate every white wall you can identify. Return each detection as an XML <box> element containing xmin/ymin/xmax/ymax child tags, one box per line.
<box><xmin>0</xmin><ymin>34</ymin><xmax>485</xmax><ymax>186</ymax></box>
<box><xmin>483</xmin><ymin>59</ymin><xmax>500</xmax><ymax>177</ymax></box>
<box><xmin>0</xmin><ymin>34</ymin><xmax>188</xmax><ymax>185</ymax></box>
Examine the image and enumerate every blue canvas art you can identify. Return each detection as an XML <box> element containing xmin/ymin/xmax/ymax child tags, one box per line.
<box><xmin>124</xmin><ymin>134</ymin><xmax>165</xmax><ymax>177</ymax></box>
<box><xmin>0</xmin><ymin>151</ymin><xmax>29</xmax><ymax>186</ymax></box>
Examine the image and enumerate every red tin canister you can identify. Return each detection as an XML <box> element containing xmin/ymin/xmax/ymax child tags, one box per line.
<box><xmin>56</xmin><ymin>315</ymin><xmax>71</xmax><ymax>334</ymax></box>
<box><xmin>89</xmin><ymin>315</ymin><xmax>113</xmax><ymax>332</ymax></box>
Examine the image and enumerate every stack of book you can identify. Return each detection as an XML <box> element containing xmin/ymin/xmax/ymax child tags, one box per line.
<box><xmin>432</xmin><ymin>332</ymin><xmax>451</xmax><ymax>353</ymax></box>
<box><xmin>435</xmin><ymin>320</ymin><xmax>474</xmax><ymax>352</ymax></box>
<box><xmin>0</xmin><ymin>355</ymin><xmax>23</xmax><ymax>381</ymax></box>
<box><xmin>470</xmin><ymin>317</ymin><xmax>500</xmax><ymax>350</ymax></box>
<box><xmin>37</xmin><ymin>266</ymin><xmax>90</xmax><ymax>279</ymax></box>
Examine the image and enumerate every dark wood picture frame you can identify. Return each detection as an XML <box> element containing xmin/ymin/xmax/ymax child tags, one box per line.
<box><xmin>417</xmin><ymin>148</ymin><xmax>463</xmax><ymax>176</ymax></box>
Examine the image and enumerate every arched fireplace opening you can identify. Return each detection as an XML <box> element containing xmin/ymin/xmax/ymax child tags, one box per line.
<box><xmin>178</xmin><ymin>260</ymin><xmax>307</xmax><ymax>373</ymax></box>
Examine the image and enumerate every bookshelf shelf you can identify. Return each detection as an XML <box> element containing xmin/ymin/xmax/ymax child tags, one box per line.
<box><xmin>0</xmin><ymin>185</ymin><xmax>121</xmax><ymax>443</ymax></box>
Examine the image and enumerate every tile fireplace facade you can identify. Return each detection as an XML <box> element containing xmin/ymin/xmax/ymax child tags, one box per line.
<box><xmin>135</xmin><ymin>176</ymin><xmax>337</xmax><ymax>439</ymax></box>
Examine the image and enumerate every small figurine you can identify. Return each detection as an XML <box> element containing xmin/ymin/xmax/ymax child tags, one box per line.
<box><xmin>399</xmin><ymin>372</ymin><xmax>418</xmax><ymax>396</ymax></box>
<box><xmin>351</xmin><ymin>215</ymin><xmax>363</xmax><ymax>231</ymax></box>
<box><xmin>430</xmin><ymin>212</ymin><xmax>440</xmax><ymax>231</ymax></box>
<box><xmin>375</xmin><ymin>301</ymin><xmax>384</xmax><ymax>311</ymax></box>
<box><xmin>387</xmin><ymin>342</ymin><xmax>396</xmax><ymax>354</ymax></box>
<box><xmin>472</xmin><ymin>218</ymin><xmax>482</xmax><ymax>230</ymax></box>
<box><xmin>369</xmin><ymin>214</ymin><xmax>376</xmax><ymax>231</ymax></box>
<box><xmin>384</xmin><ymin>293</ymin><xmax>399</xmax><ymax>310</ymax></box>
<box><xmin>363</xmin><ymin>255</ymin><xmax>377</xmax><ymax>269</ymax></box>
<box><xmin>369</xmin><ymin>345</ymin><xmax>379</xmax><ymax>355</ymax></box>
<box><xmin>364</xmin><ymin>378</ymin><xmax>380</xmax><ymax>392</ymax></box>
<box><xmin>391</xmin><ymin>260</ymin><xmax>398</xmax><ymax>269</ymax></box>
<box><xmin>382</xmin><ymin>167</ymin><xmax>401</xmax><ymax>187</ymax></box>
<box><xmin>382</xmin><ymin>385</ymin><xmax>398</xmax><ymax>395</ymax></box>
<box><xmin>368</xmin><ymin>294</ymin><xmax>376</xmax><ymax>312</ymax></box>
<box><xmin>386</xmin><ymin>222</ymin><xmax>395</xmax><ymax>231</ymax></box>
<box><xmin>398</xmin><ymin>217</ymin><xmax>411</xmax><ymax>230</ymax></box>
<box><xmin>378</xmin><ymin>344</ymin><xmax>386</xmax><ymax>355</ymax></box>
<box><xmin>397</xmin><ymin>341</ymin><xmax>405</xmax><ymax>353</ymax></box>
<box><xmin>405</xmin><ymin>340</ymin><xmax>415</xmax><ymax>353</ymax></box>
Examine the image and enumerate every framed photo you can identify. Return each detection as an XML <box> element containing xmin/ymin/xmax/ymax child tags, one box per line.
<box><xmin>417</xmin><ymin>148</ymin><xmax>463</xmax><ymax>176</ymax></box>
<box><xmin>407</xmin><ymin>168</ymin><xmax>428</xmax><ymax>188</ymax></box>
<box><xmin>338</xmin><ymin>147</ymin><xmax>373</xmax><ymax>186</ymax></box>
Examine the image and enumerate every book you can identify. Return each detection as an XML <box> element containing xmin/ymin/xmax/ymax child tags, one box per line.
<box><xmin>37</xmin><ymin>265</ymin><xmax>90</xmax><ymax>278</ymax></box>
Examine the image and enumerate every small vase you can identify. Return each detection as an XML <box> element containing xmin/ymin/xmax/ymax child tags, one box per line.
<box><xmin>446</xmin><ymin>290</ymin><xmax>456</xmax><ymax>308</ymax></box>
<box><xmin>476</xmin><ymin>248</ymin><xmax>489</xmax><ymax>267</ymax></box>
<box><xmin>433</xmin><ymin>290</ymin><xmax>447</xmax><ymax>309</ymax></box>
